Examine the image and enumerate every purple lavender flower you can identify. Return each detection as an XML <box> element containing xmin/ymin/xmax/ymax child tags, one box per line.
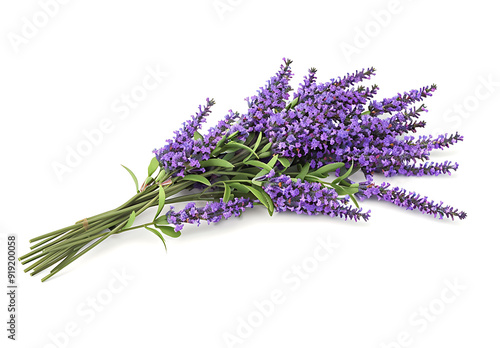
<box><xmin>242</xmin><ymin>62</ymin><xmax>462</xmax><ymax>182</ymax></box>
<box><xmin>263</xmin><ymin>174</ymin><xmax>370</xmax><ymax>222</ymax></box>
<box><xmin>166</xmin><ymin>197</ymin><xmax>254</xmax><ymax>232</ymax></box>
<box><xmin>154</xmin><ymin>99</ymin><xmax>248</xmax><ymax>178</ymax></box>
<box><xmin>154</xmin><ymin>98</ymin><xmax>215</xmax><ymax>176</ymax></box>
<box><xmin>357</xmin><ymin>181</ymin><xmax>466</xmax><ymax>220</ymax></box>
<box><xmin>327</xmin><ymin>67</ymin><xmax>376</xmax><ymax>90</ymax></box>
<box><xmin>397</xmin><ymin>161</ymin><xmax>459</xmax><ymax>177</ymax></box>
<box><xmin>240</xmin><ymin>58</ymin><xmax>294</xmax><ymax>133</ymax></box>
<box><xmin>367</xmin><ymin>85</ymin><xmax>436</xmax><ymax>117</ymax></box>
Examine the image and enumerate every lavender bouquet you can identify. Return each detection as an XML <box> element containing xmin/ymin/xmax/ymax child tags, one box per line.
<box><xmin>20</xmin><ymin>59</ymin><xmax>466</xmax><ymax>281</ymax></box>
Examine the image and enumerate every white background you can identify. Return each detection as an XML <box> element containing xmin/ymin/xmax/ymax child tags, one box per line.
<box><xmin>1</xmin><ymin>0</ymin><xmax>498</xmax><ymax>347</ymax></box>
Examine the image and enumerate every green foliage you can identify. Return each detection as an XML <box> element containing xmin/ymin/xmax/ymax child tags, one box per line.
<box><xmin>121</xmin><ymin>165</ymin><xmax>139</xmax><ymax>193</ymax></box>
<box><xmin>147</xmin><ymin>157</ymin><xmax>159</xmax><ymax>177</ymax></box>
<box><xmin>182</xmin><ymin>174</ymin><xmax>211</xmax><ymax>186</ymax></box>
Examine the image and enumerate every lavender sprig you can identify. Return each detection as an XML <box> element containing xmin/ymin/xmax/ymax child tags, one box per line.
<box><xmin>358</xmin><ymin>181</ymin><xmax>467</xmax><ymax>220</ymax></box>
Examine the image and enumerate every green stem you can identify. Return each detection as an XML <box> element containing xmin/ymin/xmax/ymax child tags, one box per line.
<box><xmin>23</xmin><ymin>214</ymin><xmax>127</xmax><ymax>261</ymax></box>
<box><xmin>39</xmin><ymin>216</ymin><xmax>127</xmax><ymax>254</ymax></box>
<box><xmin>31</xmin><ymin>248</ymin><xmax>80</xmax><ymax>276</ymax></box>
<box><xmin>41</xmin><ymin>195</ymin><xmax>160</xmax><ymax>282</ymax></box>
<box><xmin>23</xmin><ymin>249</ymin><xmax>68</xmax><ymax>274</ymax></box>
<box><xmin>28</xmin><ymin>224</ymin><xmax>81</xmax><ymax>244</ymax></box>
<box><xmin>118</xmin><ymin>222</ymin><xmax>155</xmax><ymax>232</ymax></box>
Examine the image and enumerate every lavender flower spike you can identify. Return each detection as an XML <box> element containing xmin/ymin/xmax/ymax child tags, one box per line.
<box><xmin>263</xmin><ymin>174</ymin><xmax>370</xmax><ymax>222</ymax></box>
<box><xmin>358</xmin><ymin>182</ymin><xmax>466</xmax><ymax>220</ymax></box>
<box><xmin>166</xmin><ymin>197</ymin><xmax>254</xmax><ymax>232</ymax></box>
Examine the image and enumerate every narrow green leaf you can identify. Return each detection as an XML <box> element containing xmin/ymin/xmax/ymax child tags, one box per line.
<box><xmin>244</xmin><ymin>132</ymin><xmax>262</xmax><ymax>162</ymax></box>
<box><xmin>251</xmin><ymin>179</ymin><xmax>263</xmax><ymax>187</ymax></box>
<box><xmin>309</xmin><ymin>162</ymin><xmax>345</xmax><ymax>177</ymax></box>
<box><xmin>252</xmin><ymin>132</ymin><xmax>263</xmax><ymax>152</ymax></box>
<box><xmin>334</xmin><ymin>186</ymin><xmax>359</xmax><ymax>196</ymax></box>
<box><xmin>193</xmin><ymin>130</ymin><xmax>204</xmax><ymax>141</ymax></box>
<box><xmin>277</xmin><ymin>157</ymin><xmax>291</xmax><ymax>168</ymax></box>
<box><xmin>155</xmin><ymin>169</ymin><xmax>166</xmax><ymax>184</ymax></box>
<box><xmin>121</xmin><ymin>165</ymin><xmax>139</xmax><ymax>193</ymax></box>
<box><xmin>223</xmin><ymin>182</ymin><xmax>231</xmax><ymax>203</ymax></box>
<box><xmin>200</xmin><ymin>158</ymin><xmax>234</xmax><ymax>169</ymax></box>
<box><xmin>222</xmin><ymin>147</ymin><xmax>239</xmax><ymax>154</ymax></box>
<box><xmin>123</xmin><ymin>211</ymin><xmax>136</xmax><ymax>229</ymax></box>
<box><xmin>258</xmin><ymin>142</ymin><xmax>272</xmax><ymax>154</ymax></box>
<box><xmin>229</xmin><ymin>183</ymin><xmax>250</xmax><ymax>193</ymax></box>
<box><xmin>156</xmin><ymin>225</ymin><xmax>181</xmax><ymax>238</ymax></box>
<box><xmin>145</xmin><ymin>226</ymin><xmax>167</xmax><ymax>252</ymax></box>
<box><xmin>304</xmin><ymin>174</ymin><xmax>324</xmax><ymax>183</ymax></box>
<box><xmin>252</xmin><ymin>167</ymin><xmax>269</xmax><ymax>181</ymax></box>
<box><xmin>244</xmin><ymin>132</ymin><xmax>256</xmax><ymax>146</ymax></box>
<box><xmin>285</xmin><ymin>97</ymin><xmax>300</xmax><ymax>110</ymax></box>
<box><xmin>222</xmin><ymin>152</ymin><xmax>236</xmax><ymax>161</ymax></box>
<box><xmin>227</xmin><ymin>130</ymin><xmax>240</xmax><ymax>139</ymax></box>
<box><xmin>246</xmin><ymin>186</ymin><xmax>269</xmax><ymax>210</ymax></box>
<box><xmin>223</xmin><ymin>141</ymin><xmax>259</xmax><ymax>159</ymax></box>
<box><xmin>297</xmin><ymin>162</ymin><xmax>310</xmax><ymax>180</ymax></box>
<box><xmin>148</xmin><ymin>157</ymin><xmax>159</xmax><ymax>177</ymax></box>
<box><xmin>349</xmin><ymin>194</ymin><xmax>360</xmax><ymax>209</ymax></box>
<box><xmin>154</xmin><ymin>215</ymin><xmax>169</xmax><ymax>225</ymax></box>
<box><xmin>245</xmin><ymin>160</ymin><xmax>272</xmax><ymax>172</ymax></box>
<box><xmin>251</xmin><ymin>155</ymin><xmax>279</xmax><ymax>186</ymax></box>
<box><xmin>262</xmin><ymin>191</ymin><xmax>274</xmax><ymax>216</ymax></box>
<box><xmin>267</xmin><ymin>155</ymin><xmax>279</xmax><ymax>168</ymax></box>
<box><xmin>332</xmin><ymin>162</ymin><xmax>355</xmax><ymax>185</ymax></box>
<box><xmin>181</xmin><ymin>174</ymin><xmax>211</xmax><ymax>186</ymax></box>
<box><xmin>216</xmin><ymin>134</ymin><xmax>227</xmax><ymax>148</ymax></box>
<box><xmin>211</xmin><ymin>148</ymin><xmax>222</xmax><ymax>157</ymax></box>
<box><xmin>155</xmin><ymin>186</ymin><xmax>166</xmax><ymax>220</ymax></box>
<box><xmin>144</xmin><ymin>176</ymin><xmax>154</xmax><ymax>186</ymax></box>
